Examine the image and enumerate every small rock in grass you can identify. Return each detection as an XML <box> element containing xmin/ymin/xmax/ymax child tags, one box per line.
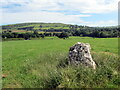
<box><xmin>2</xmin><ymin>74</ymin><xmax>7</xmax><ymax>78</ymax></box>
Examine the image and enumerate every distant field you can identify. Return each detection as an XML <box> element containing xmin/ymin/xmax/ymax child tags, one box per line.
<box><xmin>12</xmin><ymin>30</ymin><xmax>30</xmax><ymax>32</ymax></box>
<box><xmin>2</xmin><ymin>30</ymin><xmax>62</xmax><ymax>34</ymax></box>
<box><xmin>1</xmin><ymin>23</ymin><xmax>71</xmax><ymax>31</ymax></box>
<box><xmin>2</xmin><ymin>37</ymin><xmax>119</xmax><ymax>88</ymax></box>
<box><xmin>34</xmin><ymin>27</ymin><xmax>69</xmax><ymax>30</ymax></box>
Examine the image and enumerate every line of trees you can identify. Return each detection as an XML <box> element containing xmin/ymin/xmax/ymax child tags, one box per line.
<box><xmin>1</xmin><ymin>30</ymin><xmax>69</xmax><ymax>40</ymax></box>
<box><xmin>2</xmin><ymin>30</ymin><xmax>44</xmax><ymax>40</ymax></box>
<box><xmin>72</xmin><ymin>30</ymin><xmax>118</xmax><ymax>38</ymax></box>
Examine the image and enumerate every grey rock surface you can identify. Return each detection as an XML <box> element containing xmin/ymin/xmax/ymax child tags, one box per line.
<box><xmin>68</xmin><ymin>42</ymin><xmax>96</xmax><ymax>69</ymax></box>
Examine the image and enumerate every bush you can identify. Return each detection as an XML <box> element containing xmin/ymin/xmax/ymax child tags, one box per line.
<box><xmin>57</xmin><ymin>32</ymin><xmax>69</xmax><ymax>39</ymax></box>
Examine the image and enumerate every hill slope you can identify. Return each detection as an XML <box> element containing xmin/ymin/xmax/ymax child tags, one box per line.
<box><xmin>1</xmin><ymin>23</ymin><xmax>118</xmax><ymax>38</ymax></box>
<box><xmin>1</xmin><ymin>23</ymin><xmax>73</xmax><ymax>31</ymax></box>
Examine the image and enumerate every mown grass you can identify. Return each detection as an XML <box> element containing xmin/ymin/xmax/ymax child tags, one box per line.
<box><xmin>2</xmin><ymin>37</ymin><xmax>119</xmax><ymax>88</ymax></box>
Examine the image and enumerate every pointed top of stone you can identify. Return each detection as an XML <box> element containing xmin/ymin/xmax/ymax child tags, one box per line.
<box><xmin>77</xmin><ymin>42</ymin><xmax>81</xmax><ymax>44</ymax></box>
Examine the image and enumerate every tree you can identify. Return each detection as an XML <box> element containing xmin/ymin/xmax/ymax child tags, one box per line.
<box><xmin>39</xmin><ymin>34</ymin><xmax>45</xmax><ymax>38</ymax></box>
<box><xmin>99</xmin><ymin>32</ymin><xmax>107</xmax><ymax>38</ymax></box>
<box><xmin>33</xmin><ymin>30</ymin><xmax>38</xmax><ymax>35</ymax></box>
<box><xmin>12</xmin><ymin>32</ymin><xmax>18</xmax><ymax>38</ymax></box>
<box><xmin>23</xmin><ymin>33</ymin><xmax>32</xmax><ymax>40</ymax></box>
<box><xmin>33</xmin><ymin>30</ymin><xmax>40</xmax><ymax>38</ymax></box>
<box><xmin>40</xmin><ymin>25</ymin><xmax>42</xmax><ymax>29</ymax></box>
<box><xmin>57</xmin><ymin>32</ymin><xmax>69</xmax><ymax>39</ymax></box>
<box><xmin>90</xmin><ymin>31</ymin><xmax>100</xmax><ymax>37</ymax></box>
<box><xmin>74</xmin><ymin>30</ymin><xmax>81</xmax><ymax>36</ymax></box>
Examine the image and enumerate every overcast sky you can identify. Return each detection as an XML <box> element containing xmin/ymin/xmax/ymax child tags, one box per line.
<box><xmin>0</xmin><ymin>0</ymin><xmax>119</xmax><ymax>26</ymax></box>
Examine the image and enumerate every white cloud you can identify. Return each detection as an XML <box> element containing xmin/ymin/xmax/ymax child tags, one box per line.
<box><xmin>1</xmin><ymin>0</ymin><xmax>118</xmax><ymax>13</ymax></box>
<box><xmin>0</xmin><ymin>0</ymin><xmax>118</xmax><ymax>26</ymax></box>
<box><xmin>84</xmin><ymin>20</ymin><xmax>117</xmax><ymax>26</ymax></box>
<box><xmin>58</xmin><ymin>0</ymin><xmax>118</xmax><ymax>13</ymax></box>
<box><xmin>1</xmin><ymin>11</ymin><xmax>89</xmax><ymax>25</ymax></box>
<box><xmin>1</xmin><ymin>11</ymin><xmax>116</xmax><ymax>26</ymax></box>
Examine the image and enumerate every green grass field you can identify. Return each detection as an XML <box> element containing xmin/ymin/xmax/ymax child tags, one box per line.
<box><xmin>2</xmin><ymin>37</ymin><xmax>119</xmax><ymax>88</ymax></box>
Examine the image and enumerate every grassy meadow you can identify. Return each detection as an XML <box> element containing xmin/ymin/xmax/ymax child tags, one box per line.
<box><xmin>2</xmin><ymin>37</ymin><xmax>119</xmax><ymax>88</ymax></box>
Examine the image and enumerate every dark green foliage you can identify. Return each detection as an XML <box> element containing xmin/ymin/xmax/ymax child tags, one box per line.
<box><xmin>33</xmin><ymin>30</ymin><xmax>38</xmax><ymax>35</ymax></box>
<box><xmin>23</xmin><ymin>33</ymin><xmax>32</xmax><ymax>40</ymax></box>
<box><xmin>33</xmin><ymin>30</ymin><xmax>40</xmax><ymax>38</ymax></box>
<box><xmin>2</xmin><ymin>31</ymin><xmax>14</xmax><ymax>38</ymax></box>
<box><xmin>18</xmin><ymin>27</ymin><xmax>34</xmax><ymax>30</ymax></box>
<box><xmin>40</xmin><ymin>34</ymin><xmax>45</xmax><ymax>38</ymax></box>
<box><xmin>2</xmin><ymin>31</ymin><xmax>46</xmax><ymax>40</ymax></box>
<box><xmin>44</xmin><ymin>32</ymin><xmax>52</xmax><ymax>36</ymax></box>
<box><xmin>57</xmin><ymin>32</ymin><xmax>69</xmax><ymax>39</ymax></box>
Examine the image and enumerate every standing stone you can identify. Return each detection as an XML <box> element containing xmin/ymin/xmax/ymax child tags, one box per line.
<box><xmin>68</xmin><ymin>42</ymin><xmax>96</xmax><ymax>69</ymax></box>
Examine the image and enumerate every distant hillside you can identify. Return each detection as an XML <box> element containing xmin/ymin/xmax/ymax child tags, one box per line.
<box><xmin>1</xmin><ymin>22</ymin><xmax>118</xmax><ymax>39</ymax></box>
<box><xmin>1</xmin><ymin>22</ymin><xmax>118</xmax><ymax>38</ymax></box>
<box><xmin>1</xmin><ymin>23</ymin><xmax>73</xmax><ymax>31</ymax></box>
<box><xmin>1</xmin><ymin>22</ymin><xmax>117</xmax><ymax>31</ymax></box>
